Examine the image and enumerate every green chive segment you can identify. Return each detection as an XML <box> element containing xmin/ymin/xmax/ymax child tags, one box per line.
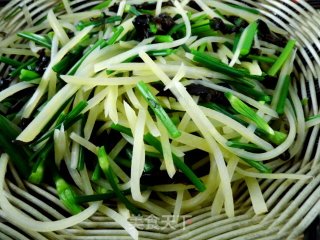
<box><xmin>110</xmin><ymin>124</ymin><xmax>206</xmax><ymax>192</ymax></box>
<box><xmin>97</xmin><ymin>146</ymin><xmax>141</xmax><ymax>215</ymax></box>
<box><xmin>268</xmin><ymin>39</ymin><xmax>296</xmax><ymax>76</ymax></box>
<box><xmin>240</xmin><ymin>21</ymin><xmax>258</xmax><ymax>56</ymax></box>
<box><xmin>17</xmin><ymin>32</ymin><xmax>52</xmax><ymax>49</ymax></box>
<box><xmin>136</xmin><ymin>81</ymin><xmax>181</xmax><ymax>139</ymax></box>
<box><xmin>225</xmin><ymin>92</ymin><xmax>274</xmax><ymax>135</ymax></box>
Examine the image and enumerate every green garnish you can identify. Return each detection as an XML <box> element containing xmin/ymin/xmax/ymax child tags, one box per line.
<box><xmin>136</xmin><ymin>81</ymin><xmax>181</xmax><ymax>139</ymax></box>
<box><xmin>241</xmin><ymin>158</ymin><xmax>272</xmax><ymax>173</ymax></box>
<box><xmin>54</xmin><ymin>174</ymin><xmax>83</xmax><ymax>214</ymax></box>
<box><xmin>110</xmin><ymin>124</ymin><xmax>206</xmax><ymax>192</ymax></box>
<box><xmin>225</xmin><ymin>92</ymin><xmax>274</xmax><ymax>135</ymax></box>
<box><xmin>276</xmin><ymin>75</ymin><xmax>291</xmax><ymax>115</ymax></box>
<box><xmin>98</xmin><ymin>146</ymin><xmax>141</xmax><ymax>215</ymax></box>
<box><xmin>268</xmin><ymin>39</ymin><xmax>296</xmax><ymax>76</ymax></box>
<box><xmin>240</xmin><ymin>21</ymin><xmax>258</xmax><ymax>56</ymax></box>
<box><xmin>0</xmin><ymin>56</ymin><xmax>22</xmax><ymax>67</ymax></box>
<box><xmin>19</xmin><ymin>69</ymin><xmax>40</xmax><ymax>81</ymax></box>
<box><xmin>191</xmin><ymin>50</ymin><xmax>264</xmax><ymax>80</ymax></box>
<box><xmin>17</xmin><ymin>32</ymin><xmax>52</xmax><ymax>49</ymax></box>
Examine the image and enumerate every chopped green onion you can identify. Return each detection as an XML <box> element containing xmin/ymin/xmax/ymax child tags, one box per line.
<box><xmin>0</xmin><ymin>115</ymin><xmax>31</xmax><ymax>178</ymax></box>
<box><xmin>202</xmin><ymin>102</ymin><xmax>287</xmax><ymax>145</ymax></box>
<box><xmin>9</xmin><ymin>58</ymin><xmax>37</xmax><ymax>78</ymax></box>
<box><xmin>149</xmin><ymin>22</ymin><xmax>158</xmax><ymax>34</ymax></box>
<box><xmin>241</xmin><ymin>158</ymin><xmax>272</xmax><ymax>173</ymax></box>
<box><xmin>115</xmin><ymin>156</ymin><xmax>131</xmax><ymax>169</ymax></box>
<box><xmin>266</xmin><ymin>131</ymin><xmax>287</xmax><ymax>145</ymax></box>
<box><xmin>276</xmin><ymin>75</ymin><xmax>291</xmax><ymax>115</ymax></box>
<box><xmin>192</xmin><ymin>24</ymin><xmax>216</xmax><ymax>36</ymax></box>
<box><xmin>32</xmin><ymin>101</ymin><xmax>88</xmax><ymax>145</ymax></box>
<box><xmin>192</xmin><ymin>19</ymin><xmax>211</xmax><ymax>28</ymax></box>
<box><xmin>19</xmin><ymin>69</ymin><xmax>40</xmax><ymax>81</ymax></box>
<box><xmin>77</xmin><ymin>117</ymin><xmax>86</xmax><ymax>171</ymax></box>
<box><xmin>125</xmin><ymin>5</ymin><xmax>141</xmax><ymax>16</ymax></box>
<box><xmin>268</xmin><ymin>39</ymin><xmax>296</xmax><ymax>76</ymax></box>
<box><xmin>147</xmin><ymin>49</ymin><xmax>174</xmax><ymax>57</ymax></box>
<box><xmin>233</xmin><ymin>33</ymin><xmax>241</xmax><ymax>53</ymax></box>
<box><xmin>91</xmin><ymin>0</ymin><xmax>112</xmax><ymax>10</ymax></box>
<box><xmin>154</xmin><ymin>35</ymin><xmax>174</xmax><ymax>43</ymax></box>
<box><xmin>107</xmin><ymin>26</ymin><xmax>124</xmax><ymax>45</ymax></box>
<box><xmin>68</xmin><ymin>39</ymin><xmax>106</xmax><ymax>75</ymax></box>
<box><xmin>191</xmin><ymin>50</ymin><xmax>264</xmax><ymax>81</ymax></box>
<box><xmin>240</xmin><ymin>21</ymin><xmax>258</xmax><ymax>56</ymax></box>
<box><xmin>76</xmin><ymin>16</ymin><xmax>122</xmax><ymax>31</ymax></box>
<box><xmin>75</xmin><ymin>188</ymin><xmax>135</xmax><ymax>204</ymax></box>
<box><xmin>227</xmin><ymin>140</ymin><xmax>263</xmax><ymax>152</ymax></box>
<box><xmin>198</xmin><ymin>43</ymin><xmax>207</xmax><ymax>52</ymax></box>
<box><xmin>52</xmin><ymin>47</ymin><xmax>84</xmax><ymax>73</ymax></box>
<box><xmin>225</xmin><ymin>92</ymin><xmax>274</xmax><ymax>135</ymax></box>
<box><xmin>168</xmin><ymin>22</ymin><xmax>185</xmax><ymax>36</ymax></box>
<box><xmin>143</xmin><ymin>133</ymin><xmax>206</xmax><ymax>192</ymax></box>
<box><xmin>226</xmin><ymin>3</ymin><xmax>260</xmax><ymax>14</ymax></box>
<box><xmin>28</xmin><ymin>158</ymin><xmax>45</xmax><ymax>184</ymax></box>
<box><xmin>170</xmin><ymin>114</ymin><xmax>180</xmax><ymax>126</ymax></box>
<box><xmin>233</xmin><ymin>85</ymin><xmax>271</xmax><ymax>102</ymax></box>
<box><xmin>123</xmin><ymin>148</ymin><xmax>156</xmax><ymax>173</ymax></box>
<box><xmin>0</xmin><ymin>56</ymin><xmax>22</xmax><ymax>67</ymax></box>
<box><xmin>110</xmin><ymin>124</ymin><xmax>206</xmax><ymax>192</ymax></box>
<box><xmin>54</xmin><ymin>174</ymin><xmax>83</xmax><ymax>214</ymax></box>
<box><xmin>98</xmin><ymin>146</ymin><xmax>141</xmax><ymax>215</ymax></box>
<box><xmin>92</xmin><ymin>163</ymin><xmax>102</xmax><ymax>181</ymax></box>
<box><xmin>28</xmin><ymin>144</ymin><xmax>52</xmax><ymax>184</ymax></box>
<box><xmin>17</xmin><ymin>32</ymin><xmax>51</xmax><ymax>49</ymax></box>
<box><xmin>111</xmin><ymin>123</ymin><xmax>132</xmax><ymax>136</ymax></box>
<box><xmin>136</xmin><ymin>81</ymin><xmax>181</xmax><ymax>139</ymax></box>
<box><xmin>191</xmin><ymin>14</ymin><xmax>208</xmax><ymax>24</ymax></box>
<box><xmin>246</xmin><ymin>55</ymin><xmax>276</xmax><ymax>64</ymax></box>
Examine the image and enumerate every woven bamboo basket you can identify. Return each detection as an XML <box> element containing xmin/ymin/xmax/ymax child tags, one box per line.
<box><xmin>0</xmin><ymin>0</ymin><xmax>319</xmax><ymax>239</ymax></box>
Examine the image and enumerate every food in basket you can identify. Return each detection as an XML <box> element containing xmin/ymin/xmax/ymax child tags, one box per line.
<box><xmin>0</xmin><ymin>0</ymin><xmax>311</xmax><ymax>239</ymax></box>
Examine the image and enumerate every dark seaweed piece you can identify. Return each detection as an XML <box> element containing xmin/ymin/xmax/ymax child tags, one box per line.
<box><xmin>154</xmin><ymin>13</ymin><xmax>175</xmax><ymax>33</ymax></box>
<box><xmin>134</xmin><ymin>1</ymin><xmax>173</xmax><ymax>10</ymax></box>
<box><xmin>210</xmin><ymin>17</ymin><xmax>231</xmax><ymax>34</ymax></box>
<box><xmin>262</xmin><ymin>75</ymin><xmax>278</xmax><ymax>89</ymax></box>
<box><xmin>108</xmin><ymin>3</ymin><xmax>119</xmax><ymax>12</ymax></box>
<box><xmin>19</xmin><ymin>118</ymin><xmax>33</xmax><ymax>129</ymax></box>
<box><xmin>156</xmin><ymin>90</ymin><xmax>175</xmax><ymax>98</ymax></box>
<box><xmin>132</xmin><ymin>14</ymin><xmax>155</xmax><ymax>40</ymax></box>
<box><xmin>140</xmin><ymin>171</ymin><xmax>190</xmax><ymax>185</ymax></box>
<box><xmin>210</xmin><ymin>17</ymin><xmax>227</xmax><ymax>33</ymax></box>
<box><xmin>0</xmin><ymin>76</ymin><xmax>12</xmax><ymax>91</ymax></box>
<box><xmin>0</xmin><ymin>0</ymin><xmax>10</xmax><ymax>7</ymax></box>
<box><xmin>34</xmin><ymin>49</ymin><xmax>50</xmax><ymax>74</ymax></box>
<box><xmin>257</xmin><ymin>20</ymin><xmax>287</xmax><ymax>47</ymax></box>
<box><xmin>225</xmin><ymin>16</ymin><xmax>249</xmax><ymax>32</ymax></box>
<box><xmin>155</xmin><ymin>83</ymin><xmax>229</xmax><ymax>105</ymax></box>
<box><xmin>187</xmin><ymin>0</ymin><xmax>202</xmax><ymax>11</ymax></box>
<box><xmin>210</xmin><ymin>17</ymin><xmax>248</xmax><ymax>34</ymax></box>
<box><xmin>186</xmin><ymin>84</ymin><xmax>229</xmax><ymax>105</ymax></box>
